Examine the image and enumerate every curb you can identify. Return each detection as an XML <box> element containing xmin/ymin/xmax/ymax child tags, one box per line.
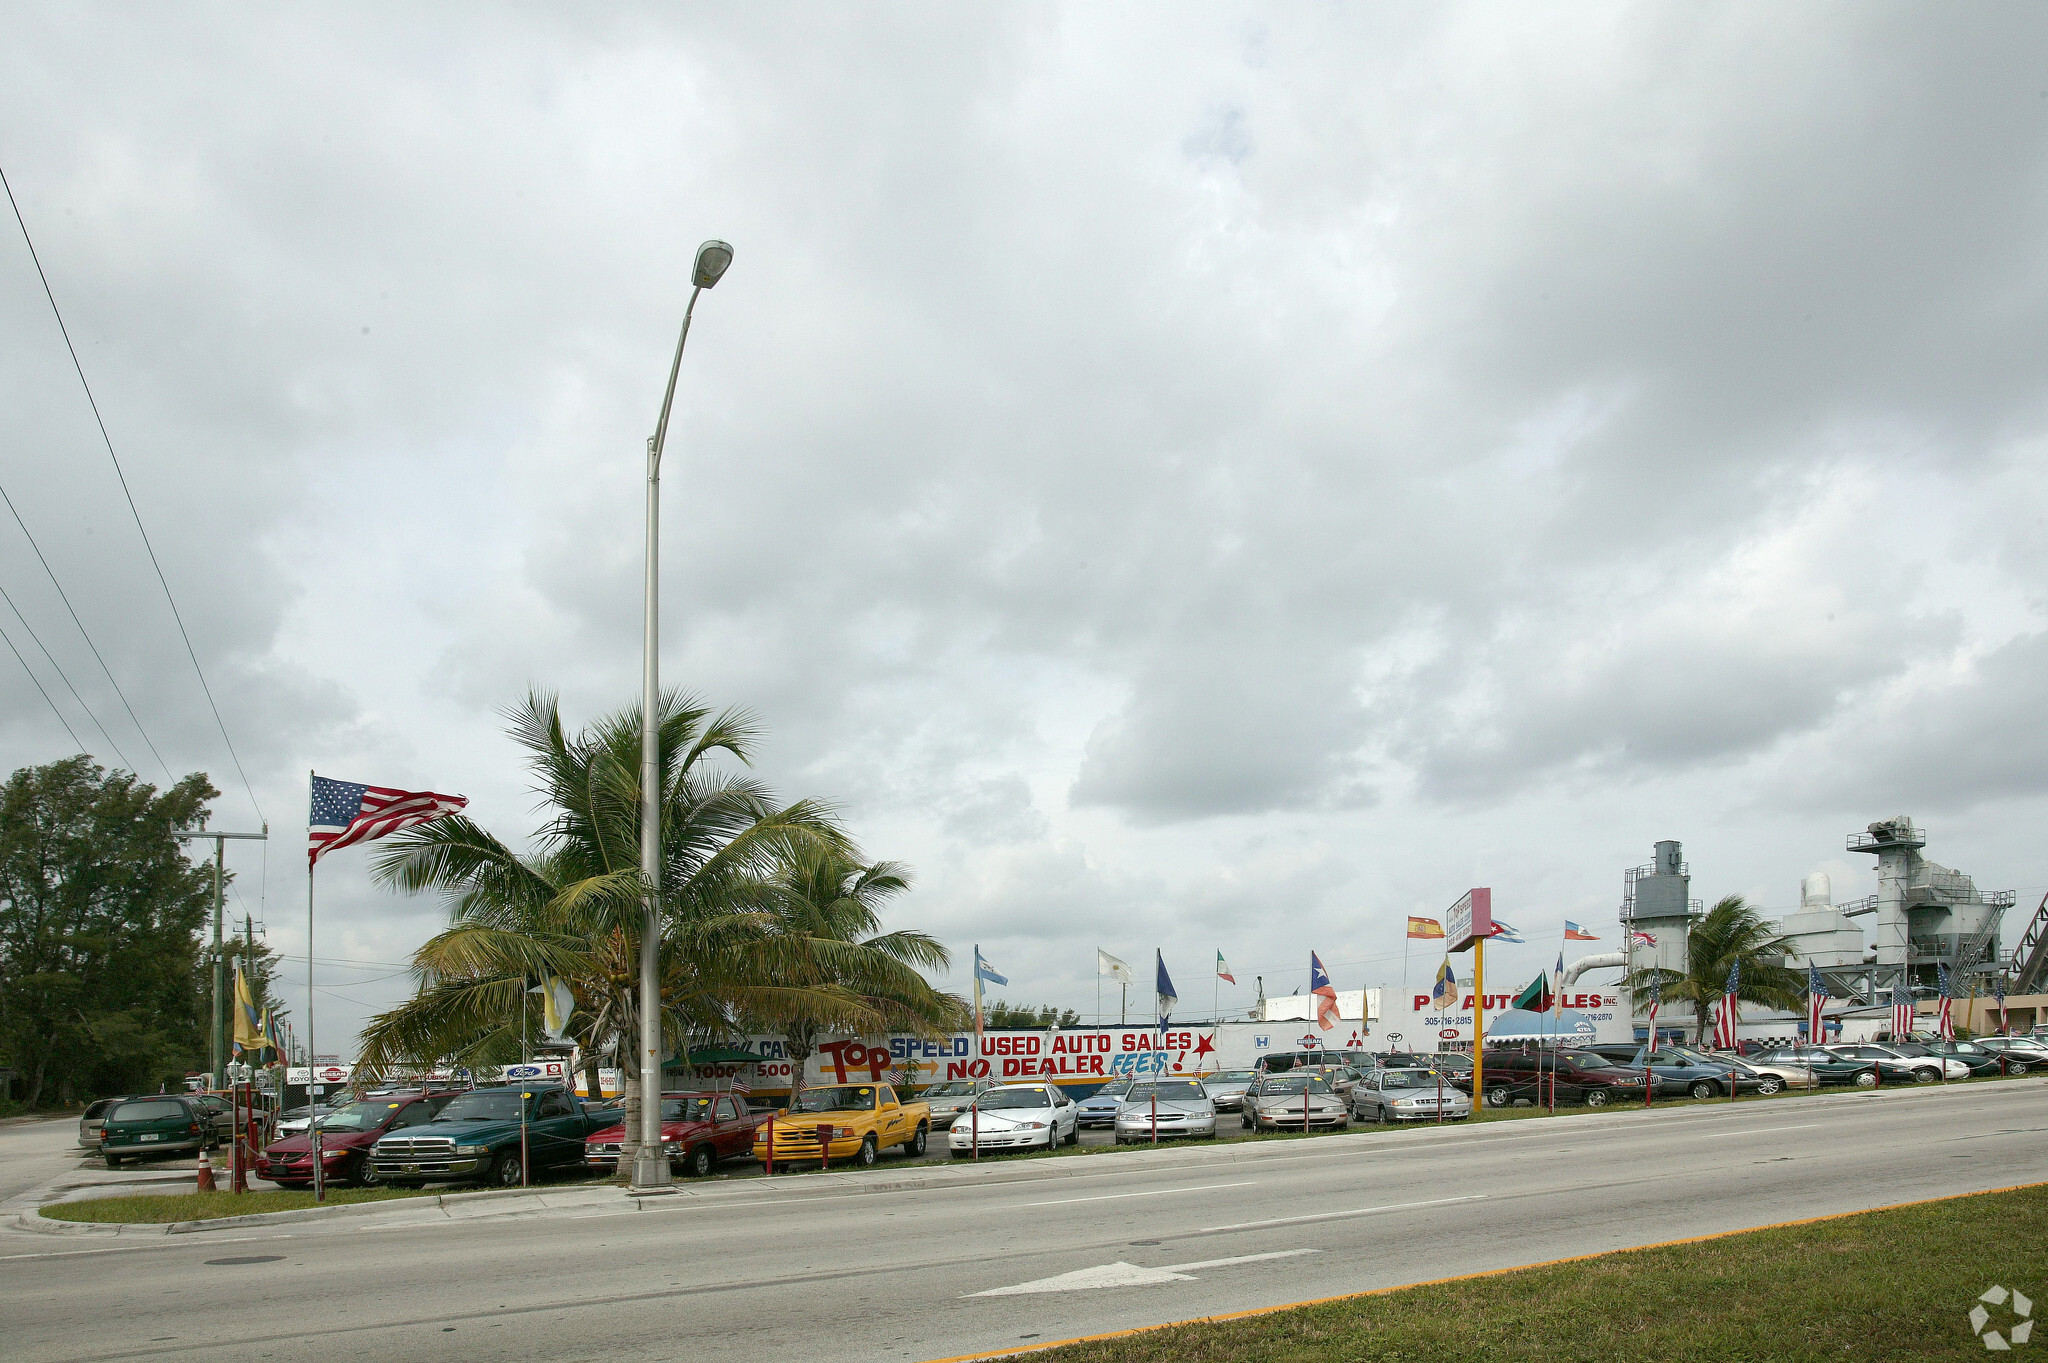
<box><xmin>15</xmin><ymin>1181</ymin><xmax>622</xmax><ymax>1237</ymax></box>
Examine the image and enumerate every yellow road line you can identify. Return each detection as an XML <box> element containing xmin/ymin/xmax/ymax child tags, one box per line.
<box><xmin>920</xmin><ymin>1179</ymin><xmax>2048</xmax><ymax>1363</ymax></box>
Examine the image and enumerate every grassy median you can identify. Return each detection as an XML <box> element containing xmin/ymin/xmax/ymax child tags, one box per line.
<box><xmin>41</xmin><ymin>1186</ymin><xmax>440</xmax><ymax>1223</ymax></box>
<box><xmin>995</xmin><ymin>1182</ymin><xmax>2048</xmax><ymax>1363</ymax></box>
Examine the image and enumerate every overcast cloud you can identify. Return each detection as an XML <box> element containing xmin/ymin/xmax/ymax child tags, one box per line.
<box><xmin>2</xmin><ymin>3</ymin><xmax>2045</xmax><ymax>1050</ymax></box>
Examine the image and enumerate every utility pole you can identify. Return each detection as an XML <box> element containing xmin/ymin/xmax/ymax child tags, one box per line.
<box><xmin>174</xmin><ymin>826</ymin><xmax>267</xmax><ymax>1091</ymax></box>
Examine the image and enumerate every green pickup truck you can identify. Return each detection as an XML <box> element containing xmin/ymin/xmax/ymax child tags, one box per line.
<box><xmin>369</xmin><ymin>1085</ymin><xmax>611</xmax><ymax>1187</ymax></box>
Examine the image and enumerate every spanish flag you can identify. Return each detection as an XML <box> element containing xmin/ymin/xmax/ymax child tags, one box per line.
<box><xmin>1406</xmin><ymin>916</ymin><xmax>1445</xmax><ymax>939</ymax></box>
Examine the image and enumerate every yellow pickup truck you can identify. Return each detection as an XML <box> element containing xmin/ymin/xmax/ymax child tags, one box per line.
<box><xmin>752</xmin><ymin>1082</ymin><xmax>930</xmax><ymax>1171</ymax></box>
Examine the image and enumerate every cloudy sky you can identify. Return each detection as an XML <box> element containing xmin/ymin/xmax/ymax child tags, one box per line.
<box><xmin>3</xmin><ymin>4</ymin><xmax>2046</xmax><ymax>1052</ymax></box>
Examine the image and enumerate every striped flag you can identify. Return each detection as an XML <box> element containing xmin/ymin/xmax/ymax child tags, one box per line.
<box><xmin>1713</xmin><ymin>959</ymin><xmax>1741</xmax><ymax>1049</ymax></box>
<box><xmin>309</xmin><ymin>775</ymin><xmax>468</xmax><ymax>867</ymax></box>
<box><xmin>1310</xmin><ymin>952</ymin><xmax>1340</xmax><ymax>1031</ymax></box>
<box><xmin>730</xmin><ymin>1072</ymin><xmax>752</xmax><ymax>1094</ymax></box>
<box><xmin>1406</xmin><ymin>917</ymin><xmax>1445</xmax><ymax>940</ymax></box>
<box><xmin>1807</xmin><ymin>962</ymin><xmax>1828</xmax><ymax>1047</ymax></box>
<box><xmin>1564</xmin><ymin>921</ymin><xmax>1599</xmax><ymax>941</ymax></box>
<box><xmin>1996</xmin><ymin>976</ymin><xmax>2009</xmax><ymax>1036</ymax></box>
<box><xmin>1891</xmin><ymin>986</ymin><xmax>1915</xmax><ymax>1040</ymax></box>
<box><xmin>1935</xmin><ymin>965</ymin><xmax>1955</xmax><ymax>1041</ymax></box>
<box><xmin>1631</xmin><ymin>930</ymin><xmax>1657</xmax><ymax>948</ymax></box>
<box><xmin>1216</xmin><ymin>950</ymin><xmax>1236</xmax><ymax>984</ymax></box>
<box><xmin>1644</xmin><ymin>968</ymin><xmax>1661</xmax><ymax>1041</ymax></box>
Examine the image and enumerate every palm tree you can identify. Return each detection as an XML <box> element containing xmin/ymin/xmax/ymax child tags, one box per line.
<box><xmin>1625</xmin><ymin>895</ymin><xmax>1806</xmax><ymax>1044</ymax></box>
<box><xmin>354</xmin><ymin>690</ymin><xmax>878</xmax><ymax>1164</ymax></box>
<box><xmin>750</xmin><ymin>847</ymin><xmax>967</xmax><ymax>1101</ymax></box>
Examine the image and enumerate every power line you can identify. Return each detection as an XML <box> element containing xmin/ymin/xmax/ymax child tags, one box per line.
<box><xmin>0</xmin><ymin>161</ymin><xmax>264</xmax><ymax>824</ymax></box>
<box><xmin>0</xmin><ymin>483</ymin><xmax>170</xmax><ymax>780</ymax></box>
<box><xmin>0</xmin><ymin>578</ymin><xmax>135</xmax><ymax>770</ymax></box>
<box><xmin>0</xmin><ymin>617</ymin><xmax>85</xmax><ymax>751</ymax></box>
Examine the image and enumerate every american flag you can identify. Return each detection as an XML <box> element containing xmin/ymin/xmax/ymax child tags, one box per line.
<box><xmin>1890</xmin><ymin>985</ymin><xmax>1915</xmax><ymax>1040</ymax></box>
<box><xmin>308</xmin><ymin>776</ymin><xmax>467</xmax><ymax>867</ymax></box>
<box><xmin>730</xmin><ymin>1072</ymin><xmax>752</xmax><ymax>1095</ymax></box>
<box><xmin>1935</xmin><ymin>965</ymin><xmax>1955</xmax><ymax>1041</ymax></box>
<box><xmin>1996</xmin><ymin>976</ymin><xmax>2009</xmax><ymax>1036</ymax></box>
<box><xmin>1713</xmin><ymin>959</ymin><xmax>1741</xmax><ymax>1049</ymax></box>
<box><xmin>1644</xmin><ymin>968</ymin><xmax>1661</xmax><ymax>1041</ymax></box>
<box><xmin>1807</xmin><ymin>962</ymin><xmax>1828</xmax><ymax>1047</ymax></box>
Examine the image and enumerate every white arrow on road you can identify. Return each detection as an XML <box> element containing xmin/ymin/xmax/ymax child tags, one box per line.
<box><xmin>969</xmin><ymin>1248</ymin><xmax>1319</xmax><ymax>1296</ymax></box>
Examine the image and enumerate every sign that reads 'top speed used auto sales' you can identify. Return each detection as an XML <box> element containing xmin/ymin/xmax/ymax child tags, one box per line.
<box><xmin>1444</xmin><ymin>887</ymin><xmax>1493</xmax><ymax>953</ymax></box>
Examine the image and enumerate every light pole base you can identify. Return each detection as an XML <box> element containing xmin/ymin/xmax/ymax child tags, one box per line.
<box><xmin>629</xmin><ymin>1152</ymin><xmax>674</xmax><ymax>1193</ymax></box>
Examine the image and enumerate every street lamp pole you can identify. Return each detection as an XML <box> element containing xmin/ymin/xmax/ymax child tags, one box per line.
<box><xmin>631</xmin><ymin>239</ymin><xmax>733</xmax><ymax>1194</ymax></box>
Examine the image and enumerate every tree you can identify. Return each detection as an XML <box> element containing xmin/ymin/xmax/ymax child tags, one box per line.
<box><xmin>980</xmin><ymin>1001</ymin><xmax>1081</xmax><ymax>1029</ymax></box>
<box><xmin>1625</xmin><ymin>895</ymin><xmax>1805</xmax><ymax>1044</ymax></box>
<box><xmin>354</xmin><ymin>691</ymin><xmax>884</xmax><ymax>1164</ymax></box>
<box><xmin>750</xmin><ymin>846</ymin><xmax>965</xmax><ymax>1100</ymax></box>
<box><xmin>0</xmin><ymin>756</ymin><xmax>218</xmax><ymax>1105</ymax></box>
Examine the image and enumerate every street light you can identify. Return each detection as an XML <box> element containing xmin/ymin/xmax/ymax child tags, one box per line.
<box><xmin>631</xmin><ymin>239</ymin><xmax>733</xmax><ymax>1193</ymax></box>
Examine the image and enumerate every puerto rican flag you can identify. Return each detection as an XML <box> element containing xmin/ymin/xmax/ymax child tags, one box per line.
<box><xmin>1310</xmin><ymin>952</ymin><xmax>1340</xmax><ymax>1032</ymax></box>
<box><xmin>1713</xmin><ymin>959</ymin><xmax>1741</xmax><ymax>1049</ymax></box>
<box><xmin>308</xmin><ymin>775</ymin><xmax>467</xmax><ymax>867</ymax></box>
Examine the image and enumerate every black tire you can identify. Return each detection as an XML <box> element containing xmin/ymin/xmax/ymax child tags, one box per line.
<box><xmin>1486</xmin><ymin>1087</ymin><xmax>1512</xmax><ymax>1108</ymax></box>
<box><xmin>855</xmin><ymin>1134</ymin><xmax>878</xmax><ymax>1168</ymax></box>
<box><xmin>1242</xmin><ymin>1114</ymin><xmax>1253</xmax><ymax>1130</ymax></box>
<box><xmin>1755</xmin><ymin>1076</ymin><xmax>1784</xmax><ymax>1096</ymax></box>
<box><xmin>1854</xmin><ymin>1070</ymin><xmax>1878</xmax><ymax>1088</ymax></box>
<box><xmin>907</xmin><ymin>1123</ymin><xmax>929</xmax><ymax>1156</ymax></box>
<box><xmin>1062</xmin><ymin>1124</ymin><xmax>1077</xmax><ymax>1146</ymax></box>
<box><xmin>1913</xmin><ymin>1067</ymin><xmax>1939</xmax><ymax>1084</ymax></box>
<box><xmin>104</xmin><ymin>1155</ymin><xmax>125</xmax><ymax>1168</ymax></box>
<box><xmin>1584</xmin><ymin>1088</ymin><xmax>1611</xmax><ymax>1108</ymax></box>
<box><xmin>2010</xmin><ymin>1061</ymin><xmax>2031</xmax><ymax>1076</ymax></box>
<box><xmin>487</xmin><ymin>1150</ymin><xmax>524</xmax><ymax>1187</ymax></box>
<box><xmin>684</xmin><ymin>1144</ymin><xmax>716</xmax><ymax>1178</ymax></box>
<box><xmin>1689</xmin><ymin>1080</ymin><xmax>1716</xmax><ymax>1100</ymax></box>
<box><xmin>351</xmin><ymin>1153</ymin><xmax>383</xmax><ymax>1188</ymax></box>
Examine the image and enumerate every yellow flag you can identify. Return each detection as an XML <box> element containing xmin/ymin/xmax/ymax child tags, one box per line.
<box><xmin>232</xmin><ymin>966</ymin><xmax>266</xmax><ymax>1055</ymax></box>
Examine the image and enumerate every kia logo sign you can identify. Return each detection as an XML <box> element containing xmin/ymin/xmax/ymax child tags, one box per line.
<box><xmin>1438</xmin><ymin>1029</ymin><xmax>1461</xmax><ymax>1039</ymax></box>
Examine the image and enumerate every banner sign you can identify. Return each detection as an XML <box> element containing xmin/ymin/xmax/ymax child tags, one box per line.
<box><xmin>1445</xmin><ymin>887</ymin><xmax>1493</xmax><ymax>953</ymax></box>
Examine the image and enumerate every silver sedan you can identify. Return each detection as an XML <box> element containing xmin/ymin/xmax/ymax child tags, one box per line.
<box><xmin>1242</xmin><ymin>1073</ymin><xmax>1349</xmax><ymax>1132</ymax></box>
<box><xmin>1198</xmin><ymin>1069</ymin><xmax>1258</xmax><ymax>1112</ymax></box>
<box><xmin>1351</xmin><ymin>1069</ymin><xmax>1471</xmax><ymax>1122</ymax></box>
<box><xmin>1113</xmin><ymin>1080</ymin><xmax>1218</xmax><ymax>1143</ymax></box>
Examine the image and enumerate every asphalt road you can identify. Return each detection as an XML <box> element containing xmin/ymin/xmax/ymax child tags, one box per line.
<box><xmin>6</xmin><ymin>1082</ymin><xmax>2047</xmax><ymax>1363</ymax></box>
<box><xmin>0</xmin><ymin>1116</ymin><xmax>91</xmax><ymax>1207</ymax></box>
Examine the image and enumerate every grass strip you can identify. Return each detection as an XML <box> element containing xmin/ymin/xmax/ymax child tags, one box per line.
<box><xmin>954</xmin><ymin>1182</ymin><xmax>2048</xmax><ymax>1363</ymax></box>
<box><xmin>41</xmin><ymin>1186</ymin><xmax>439</xmax><ymax>1223</ymax></box>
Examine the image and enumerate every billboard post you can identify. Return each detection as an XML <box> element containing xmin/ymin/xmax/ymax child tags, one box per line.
<box><xmin>1446</xmin><ymin>889</ymin><xmax>1493</xmax><ymax>1112</ymax></box>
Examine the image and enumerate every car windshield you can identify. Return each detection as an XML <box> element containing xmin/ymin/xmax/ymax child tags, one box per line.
<box><xmin>1888</xmin><ymin>1042</ymin><xmax>1931</xmax><ymax>1056</ymax></box>
<box><xmin>979</xmin><ymin>1088</ymin><xmax>1055</xmax><ymax>1110</ymax></box>
<box><xmin>111</xmin><ymin>1100</ymin><xmax>188</xmax><ymax>1122</ymax></box>
<box><xmin>1209</xmin><ymin>1071</ymin><xmax>1257</xmax><ymax>1083</ymax></box>
<box><xmin>1561</xmin><ymin>1053</ymin><xmax>1614</xmax><ymax>1069</ymax></box>
<box><xmin>659</xmin><ymin>1096</ymin><xmax>715</xmax><ymax>1121</ymax></box>
<box><xmin>434</xmin><ymin>1090</ymin><xmax>533</xmax><ymax>1122</ymax></box>
<box><xmin>318</xmin><ymin>1101</ymin><xmax>408</xmax><ymax>1131</ymax></box>
<box><xmin>1381</xmin><ymin>1072</ymin><xmax>1441</xmax><ymax>1089</ymax></box>
<box><xmin>1258</xmin><ymin>1075</ymin><xmax>1331</xmax><ymax>1095</ymax></box>
<box><xmin>922</xmin><ymin>1082</ymin><xmax>980</xmax><ymax>1098</ymax></box>
<box><xmin>1124</xmin><ymin>1082</ymin><xmax>1206</xmax><ymax>1103</ymax></box>
<box><xmin>790</xmin><ymin>1086</ymin><xmax>875</xmax><ymax>1114</ymax></box>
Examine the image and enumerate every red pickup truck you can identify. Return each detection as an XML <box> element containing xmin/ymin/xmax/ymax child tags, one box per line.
<box><xmin>585</xmin><ymin>1091</ymin><xmax>769</xmax><ymax>1178</ymax></box>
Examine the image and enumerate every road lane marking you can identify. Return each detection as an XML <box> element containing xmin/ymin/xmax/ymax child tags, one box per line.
<box><xmin>1697</xmin><ymin>1124</ymin><xmax>1820</xmax><ymax>1138</ymax></box>
<box><xmin>1202</xmin><ymin>1193</ymin><xmax>1485</xmax><ymax>1232</ymax></box>
<box><xmin>1021</xmin><ymin>1181</ymin><xmax>1256</xmax><ymax>1207</ymax></box>
<box><xmin>969</xmin><ymin>1248</ymin><xmax>1316</xmax><ymax>1295</ymax></box>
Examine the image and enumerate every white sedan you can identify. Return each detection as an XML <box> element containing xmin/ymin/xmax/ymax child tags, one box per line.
<box><xmin>948</xmin><ymin>1083</ymin><xmax>1080</xmax><ymax>1156</ymax></box>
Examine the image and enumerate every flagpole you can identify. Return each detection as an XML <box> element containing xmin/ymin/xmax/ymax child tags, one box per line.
<box><xmin>306</xmin><ymin>769</ymin><xmax>323</xmax><ymax>1204</ymax></box>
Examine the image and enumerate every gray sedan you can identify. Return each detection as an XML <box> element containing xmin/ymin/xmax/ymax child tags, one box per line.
<box><xmin>920</xmin><ymin>1078</ymin><xmax>998</xmax><ymax>1129</ymax></box>
<box><xmin>1242</xmin><ymin>1073</ymin><xmax>1349</xmax><ymax>1132</ymax></box>
<box><xmin>1351</xmin><ymin>1069</ymin><xmax>1471</xmax><ymax>1122</ymax></box>
<box><xmin>1113</xmin><ymin>1080</ymin><xmax>1218</xmax><ymax>1143</ymax></box>
<box><xmin>1198</xmin><ymin>1069</ymin><xmax>1258</xmax><ymax>1112</ymax></box>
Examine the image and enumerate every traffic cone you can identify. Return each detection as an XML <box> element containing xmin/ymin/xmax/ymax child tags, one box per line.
<box><xmin>195</xmin><ymin>1148</ymin><xmax>216</xmax><ymax>1193</ymax></box>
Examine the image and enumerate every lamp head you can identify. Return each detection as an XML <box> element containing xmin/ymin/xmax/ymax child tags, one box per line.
<box><xmin>693</xmin><ymin>240</ymin><xmax>734</xmax><ymax>289</ymax></box>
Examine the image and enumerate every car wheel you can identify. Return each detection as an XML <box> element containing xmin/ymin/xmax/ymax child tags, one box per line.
<box><xmin>2010</xmin><ymin>1061</ymin><xmax>2031</xmax><ymax>1075</ymax></box>
<box><xmin>684</xmin><ymin>1144</ymin><xmax>716</xmax><ymax>1178</ymax></box>
<box><xmin>1062</xmin><ymin>1124</ymin><xmax>1078</xmax><ymax>1146</ymax></box>
<box><xmin>351</xmin><ymin>1153</ymin><xmax>383</xmax><ymax>1188</ymax></box>
<box><xmin>1689</xmin><ymin>1080</ymin><xmax>1716</xmax><ymax>1100</ymax></box>
<box><xmin>488</xmin><ymin>1150</ymin><xmax>524</xmax><ymax>1187</ymax></box>
<box><xmin>1854</xmin><ymin>1070</ymin><xmax>1878</xmax><ymax>1088</ymax></box>
<box><xmin>855</xmin><ymin>1135</ymin><xmax>878</xmax><ymax>1168</ymax></box>
<box><xmin>1755</xmin><ymin>1076</ymin><xmax>1784</xmax><ymax>1096</ymax></box>
<box><xmin>104</xmin><ymin>1155</ymin><xmax>125</xmax><ymax>1168</ymax></box>
<box><xmin>907</xmin><ymin>1124</ymin><xmax>929</xmax><ymax>1156</ymax></box>
<box><xmin>1486</xmin><ymin>1087</ymin><xmax>1512</xmax><ymax>1108</ymax></box>
<box><xmin>1242</xmin><ymin>1114</ymin><xmax>1253</xmax><ymax>1130</ymax></box>
<box><xmin>1584</xmin><ymin>1088</ymin><xmax>1611</xmax><ymax>1108</ymax></box>
<box><xmin>1912</xmin><ymin>1067</ymin><xmax>1939</xmax><ymax>1084</ymax></box>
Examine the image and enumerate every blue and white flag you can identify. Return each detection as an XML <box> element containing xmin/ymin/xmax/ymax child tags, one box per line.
<box><xmin>1485</xmin><ymin>920</ymin><xmax>1526</xmax><ymax>945</ymax></box>
<box><xmin>1155</xmin><ymin>950</ymin><xmax>1178</xmax><ymax>1032</ymax></box>
<box><xmin>974</xmin><ymin>948</ymin><xmax>1007</xmax><ymax>987</ymax></box>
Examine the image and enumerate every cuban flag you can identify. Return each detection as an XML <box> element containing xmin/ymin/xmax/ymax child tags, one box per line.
<box><xmin>1891</xmin><ymin>985</ymin><xmax>1915</xmax><ymax>1040</ymax></box>
<box><xmin>1713</xmin><ymin>959</ymin><xmax>1741</xmax><ymax>1050</ymax></box>
<box><xmin>1935</xmin><ymin>965</ymin><xmax>1955</xmax><ymax>1041</ymax></box>
<box><xmin>1310</xmin><ymin>952</ymin><xmax>1340</xmax><ymax>1031</ymax></box>
<box><xmin>1807</xmin><ymin>962</ymin><xmax>1828</xmax><ymax>1046</ymax></box>
<box><xmin>1485</xmin><ymin>920</ymin><xmax>1526</xmax><ymax>945</ymax></box>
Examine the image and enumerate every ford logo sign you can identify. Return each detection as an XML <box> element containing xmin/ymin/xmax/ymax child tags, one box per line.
<box><xmin>507</xmin><ymin>1065</ymin><xmax>542</xmax><ymax>1078</ymax></box>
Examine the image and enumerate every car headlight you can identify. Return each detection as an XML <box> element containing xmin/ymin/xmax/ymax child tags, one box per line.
<box><xmin>455</xmin><ymin>1143</ymin><xmax>489</xmax><ymax>1156</ymax></box>
<box><xmin>663</xmin><ymin>1142</ymin><xmax>682</xmax><ymax>1154</ymax></box>
<box><xmin>1016</xmin><ymin>1121</ymin><xmax>1046</xmax><ymax>1129</ymax></box>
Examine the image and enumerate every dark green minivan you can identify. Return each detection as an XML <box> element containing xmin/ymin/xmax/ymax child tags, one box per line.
<box><xmin>100</xmin><ymin>1096</ymin><xmax>209</xmax><ymax>1166</ymax></box>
